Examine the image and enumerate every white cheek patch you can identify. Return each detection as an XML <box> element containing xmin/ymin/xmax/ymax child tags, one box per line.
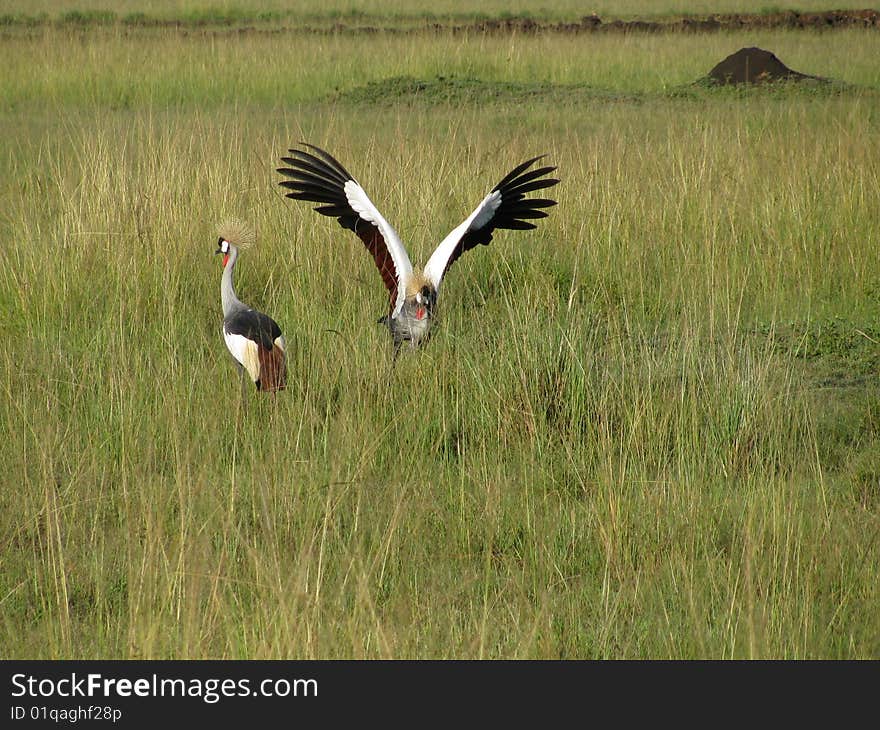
<box><xmin>221</xmin><ymin>240</ymin><xmax>230</xmax><ymax>253</ymax></box>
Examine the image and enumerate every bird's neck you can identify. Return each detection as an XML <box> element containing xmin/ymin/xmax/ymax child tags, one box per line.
<box><xmin>221</xmin><ymin>246</ymin><xmax>244</xmax><ymax>317</ymax></box>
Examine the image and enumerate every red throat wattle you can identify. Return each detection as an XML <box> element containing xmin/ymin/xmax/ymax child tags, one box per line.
<box><xmin>222</xmin><ymin>254</ymin><xmax>229</xmax><ymax>268</ymax></box>
<box><xmin>416</xmin><ymin>307</ymin><xmax>426</xmax><ymax>320</ymax></box>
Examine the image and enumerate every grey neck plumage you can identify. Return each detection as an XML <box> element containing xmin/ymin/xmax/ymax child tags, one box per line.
<box><xmin>221</xmin><ymin>245</ymin><xmax>245</xmax><ymax>317</ymax></box>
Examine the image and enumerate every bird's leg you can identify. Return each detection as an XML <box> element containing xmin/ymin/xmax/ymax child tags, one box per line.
<box><xmin>238</xmin><ymin>365</ymin><xmax>249</xmax><ymax>417</ymax></box>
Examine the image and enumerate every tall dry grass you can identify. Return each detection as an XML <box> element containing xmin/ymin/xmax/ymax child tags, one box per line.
<box><xmin>1</xmin><ymin>25</ymin><xmax>878</xmax><ymax>658</ymax></box>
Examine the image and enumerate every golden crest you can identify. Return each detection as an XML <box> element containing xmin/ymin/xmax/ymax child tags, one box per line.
<box><xmin>217</xmin><ymin>219</ymin><xmax>256</xmax><ymax>249</ymax></box>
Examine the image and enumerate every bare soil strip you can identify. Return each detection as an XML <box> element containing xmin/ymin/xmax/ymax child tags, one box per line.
<box><xmin>3</xmin><ymin>9</ymin><xmax>879</xmax><ymax>34</ymax></box>
<box><xmin>436</xmin><ymin>9</ymin><xmax>880</xmax><ymax>35</ymax></box>
<box><xmin>215</xmin><ymin>9</ymin><xmax>880</xmax><ymax>35</ymax></box>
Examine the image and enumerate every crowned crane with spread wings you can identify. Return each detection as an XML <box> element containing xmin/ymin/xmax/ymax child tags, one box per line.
<box><xmin>277</xmin><ymin>143</ymin><xmax>559</xmax><ymax>355</ymax></box>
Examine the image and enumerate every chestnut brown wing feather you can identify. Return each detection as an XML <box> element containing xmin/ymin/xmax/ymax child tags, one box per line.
<box><xmin>278</xmin><ymin>144</ymin><xmax>406</xmax><ymax>314</ymax></box>
<box><xmin>356</xmin><ymin>225</ymin><xmax>398</xmax><ymax>313</ymax></box>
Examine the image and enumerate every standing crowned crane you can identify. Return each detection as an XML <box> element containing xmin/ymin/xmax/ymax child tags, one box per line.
<box><xmin>276</xmin><ymin>143</ymin><xmax>559</xmax><ymax>354</ymax></box>
<box><xmin>216</xmin><ymin>220</ymin><xmax>287</xmax><ymax>392</ymax></box>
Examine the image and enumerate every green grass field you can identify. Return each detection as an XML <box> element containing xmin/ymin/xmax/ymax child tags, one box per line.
<box><xmin>1</xmin><ymin>8</ymin><xmax>879</xmax><ymax>658</ymax></box>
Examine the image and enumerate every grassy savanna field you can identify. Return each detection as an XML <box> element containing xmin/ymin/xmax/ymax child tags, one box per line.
<box><xmin>1</xmin><ymin>5</ymin><xmax>879</xmax><ymax>659</ymax></box>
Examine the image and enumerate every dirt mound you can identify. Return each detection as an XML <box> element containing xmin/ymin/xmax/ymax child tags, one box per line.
<box><xmin>705</xmin><ymin>47</ymin><xmax>822</xmax><ymax>85</ymax></box>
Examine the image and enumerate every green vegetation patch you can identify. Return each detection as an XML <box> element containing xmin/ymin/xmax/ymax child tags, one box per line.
<box><xmin>335</xmin><ymin>73</ymin><xmax>861</xmax><ymax>108</ymax></box>
<box><xmin>0</xmin><ymin>12</ymin><xmax>48</xmax><ymax>27</ymax></box>
<box><xmin>755</xmin><ymin>316</ymin><xmax>880</xmax><ymax>505</ymax></box>
<box><xmin>763</xmin><ymin>316</ymin><xmax>880</xmax><ymax>380</ymax></box>
<box><xmin>331</xmin><ymin>74</ymin><xmax>633</xmax><ymax>105</ymax></box>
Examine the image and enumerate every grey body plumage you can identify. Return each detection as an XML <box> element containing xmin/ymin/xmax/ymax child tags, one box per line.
<box><xmin>216</xmin><ymin>223</ymin><xmax>287</xmax><ymax>392</ymax></box>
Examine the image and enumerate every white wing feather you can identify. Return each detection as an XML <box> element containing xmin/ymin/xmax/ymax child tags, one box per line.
<box><xmin>423</xmin><ymin>190</ymin><xmax>502</xmax><ymax>291</ymax></box>
<box><xmin>344</xmin><ymin>180</ymin><xmax>413</xmax><ymax>316</ymax></box>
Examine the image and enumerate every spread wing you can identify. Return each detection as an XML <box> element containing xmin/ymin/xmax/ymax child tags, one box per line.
<box><xmin>423</xmin><ymin>156</ymin><xmax>559</xmax><ymax>291</ymax></box>
<box><xmin>277</xmin><ymin>143</ymin><xmax>413</xmax><ymax>316</ymax></box>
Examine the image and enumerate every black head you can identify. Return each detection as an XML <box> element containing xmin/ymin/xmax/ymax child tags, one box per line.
<box><xmin>412</xmin><ymin>284</ymin><xmax>436</xmax><ymax>321</ymax></box>
<box><xmin>416</xmin><ymin>285</ymin><xmax>435</xmax><ymax>307</ymax></box>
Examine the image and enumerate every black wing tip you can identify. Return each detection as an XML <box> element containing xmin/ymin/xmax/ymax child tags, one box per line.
<box><xmin>510</xmin><ymin>166</ymin><xmax>559</xmax><ymax>185</ymax></box>
<box><xmin>520</xmin><ymin>198</ymin><xmax>558</xmax><ymax>208</ymax></box>
<box><xmin>493</xmin><ymin>154</ymin><xmax>558</xmax><ymax>193</ymax></box>
<box><xmin>285</xmin><ymin>142</ymin><xmax>333</xmax><ymax>162</ymax></box>
<box><xmin>501</xmin><ymin>177</ymin><xmax>561</xmax><ymax>200</ymax></box>
<box><xmin>520</xmin><ymin>154</ymin><xmax>556</xmax><ymax>170</ymax></box>
<box><xmin>298</xmin><ymin>142</ymin><xmax>353</xmax><ymax>176</ymax></box>
<box><xmin>287</xmin><ymin>141</ymin><xmax>320</xmax><ymax>153</ymax></box>
<box><xmin>279</xmin><ymin>144</ymin><xmax>356</xmax><ymax>187</ymax></box>
<box><xmin>300</xmin><ymin>141</ymin><xmax>328</xmax><ymax>154</ymax></box>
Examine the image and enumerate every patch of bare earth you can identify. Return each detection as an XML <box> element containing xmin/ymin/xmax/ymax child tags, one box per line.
<box><xmin>123</xmin><ymin>9</ymin><xmax>880</xmax><ymax>37</ymax></box>
<box><xmin>432</xmin><ymin>9</ymin><xmax>880</xmax><ymax>35</ymax></box>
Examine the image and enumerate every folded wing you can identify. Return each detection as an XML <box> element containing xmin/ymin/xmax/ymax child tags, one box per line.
<box><xmin>223</xmin><ymin>308</ymin><xmax>287</xmax><ymax>391</ymax></box>
<box><xmin>277</xmin><ymin>143</ymin><xmax>412</xmax><ymax>316</ymax></box>
<box><xmin>423</xmin><ymin>156</ymin><xmax>559</xmax><ymax>290</ymax></box>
